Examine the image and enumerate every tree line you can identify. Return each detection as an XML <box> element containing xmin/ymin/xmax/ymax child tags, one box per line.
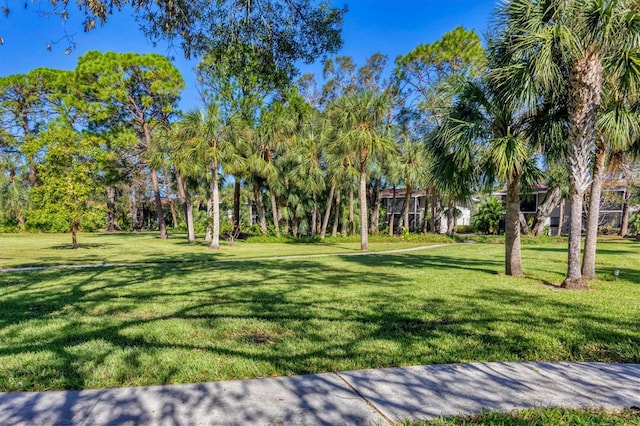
<box><xmin>1</xmin><ymin>0</ymin><xmax>639</xmax><ymax>289</ymax></box>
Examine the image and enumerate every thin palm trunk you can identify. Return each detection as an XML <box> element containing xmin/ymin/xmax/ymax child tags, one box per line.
<box><xmin>210</xmin><ymin>164</ymin><xmax>221</xmax><ymax>249</ymax></box>
<box><xmin>269</xmin><ymin>188</ymin><xmax>280</xmax><ymax>237</ymax></box>
<box><xmin>359</xmin><ymin>164</ymin><xmax>368</xmax><ymax>251</ymax></box>
<box><xmin>150</xmin><ymin>169</ymin><xmax>168</xmax><ymax>239</ymax></box>
<box><xmin>422</xmin><ymin>189</ymin><xmax>429</xmax><ymax>233</ymax></box>
<box><xmin>401</xmin><ymin>185</ymin><xmax>412</xmax><ymax>232</ymax></box>
<box><xmin>169</xmin><ymin>199</ymin><xmax>178</xmax><ymax>229</ymax></box>
<box><xmin>348</xmin><ymin>190</ymin><xmax>354</xmax><ymax>236</ymax></box>
<box><xmin>369</xmin><ymin>180</ymin><xmax>382</xmax><ymax>234</ymax></box>
<box><xmin>582</xmin><ymin>146</ymin><xmax>607</xmax><ymax>280</ymax></box>
<box><xmin>557</xmin><ymin>199</ymin><xmax>565</xmax><ymax>236</ymax></box>
<box><xmin>233</xmin><ymin>177</ymin><xmax>241</xmax><ymax>232</ymax></box>
<box><xmin>388</xmin><ymin>185</ymin><xmax>396</xmax><ymax>236</ymax></box>
<box><xmin>176</xmin><ymin>174</ymin><xmax>196</xmax><ymax>242</ymax></box>
<box><xmin>253</xmin><ymin>181</ymin><xmax>267</xmax><ymax>235</ymax></box>
<box><xmin>311</xmin><ymin>192</ymin><xmax>318</xmax><ymax>236</ymax></box>
<box><xmin>505</xmin><ymin>175</ymin><xmax>523</xmax><ymax>276</ymax></box>
<box><xmin>433</xmin><ymin>195</ymin><xmax>442</xmax><ymax>233</ymax></box>
<box><xmin>320</xmin><ymin>184</ymin><xmax>335</xmax><ymax>239</ymax></box>
<box><xmin>332</xmin><ymin>190</ymin><xmax>341</xmax><ymax>237</ymax></box>
<box><xmin>618</xmin><ymin>186</ymin><xmax>631</xmax><ymax>237</ymax></box>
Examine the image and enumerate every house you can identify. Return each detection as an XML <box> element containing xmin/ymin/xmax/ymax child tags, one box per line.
<box><xmin>492</xmin><ymin>179</ymin><xmax>629</xmax><ymax>235</ymax></box>
<box><xmin>380</xmin><ymin>188</ymin><xmax>474</xmax><ymax>233</ymax></box>
<box><xmin>381</xmin><ymin>178</ymin><xmax>630</xmax><ymax>235</ymax></box>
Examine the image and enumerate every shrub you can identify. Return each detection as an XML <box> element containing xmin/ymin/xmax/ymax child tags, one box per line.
<box><xmin>472</xmin><ymin>197</ymin><xmax>505</xmax><ymax>235</ymax></box>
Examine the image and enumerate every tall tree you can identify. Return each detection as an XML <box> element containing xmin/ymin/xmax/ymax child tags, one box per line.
<box><xmin>329</xmin><ymin>90</ymin><xmax>394</xmax><ymax>251</ymax></box>
<box><xmin>492</xmin><ymin>0</ymin><xmax>640</xmax><ymax>288</ymax></box>
<box><xmin>177</xmin><ymin>105</ymin><xmax>238</xmax><ymax>249</ymax></box>
<box><xmin>29</xmin><ymin>124</ymin><xmax>105</xmax><ymax>248</ymax></box>
<box><xmin>397</xmin><ymin>27</ymin><xmax>487</xmax><ymax>234</ymax></box>
<box><xmin>582</xmin><ymin>95</ymin><xmax>639</xmax><ymax>278</ymax></box>
<box><xmin>0</xmin><ymin>69</ymin><xmax>60</xmax><ymax>187</ymax></box>
<box><xmin>76</xmin><ymin>51</ymin><xmax>184</xmax><ymax>239</ymax></box>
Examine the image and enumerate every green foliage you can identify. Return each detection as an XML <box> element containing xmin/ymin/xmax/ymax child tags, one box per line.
<box><xmin>27</xmin><ymin>125</ymin><xmax>105</xmax><ymax>235</ymax></box>
<box><xmin>15</xmin><ymin>0</ymin><xmax>345</xmax><ymax>70</ymax></box>
<box><xmin>472</xmin><ymin>197</ymin><xmax>505</xmax><ymax>235</ymax></box>
<box><xmin>455</xmin><ymin>225</ymin><xmax>473</xmax><ymax>234</ymax></box>
<box><xmin>630</xmin><ymin>213</ymin><xmax>640</xmax><ymax>236</ymax></box>
<box><xmin>76</xmin><ymin>51</ymin><xmax>184</xmax><ymax>131</ymax></box>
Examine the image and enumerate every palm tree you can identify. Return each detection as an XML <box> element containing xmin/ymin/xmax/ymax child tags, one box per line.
<box><xmin>177</xmin><ymin>104</ymin><xmax>236</xmax><ymax>250</ymax></box>
<box><xmin>433</xmin><ymin>76</ymin><xmax>539</xmax><ymax>276</ymax></box>
<box><xmin>397</xmin><ymin>135</ymin><xmax>429</xmax><ymax>233</ymax></box>
<box><xmin>329</xmin><ymin>90</ymin><xmax>395</xmax><ymax>251</ymax></box>
<box><xmin>582</xmin><ymin>95</ymin><xmax>639</xmax><ymax>278</ymax></box>
<box><xmin>151</xmin><ymin>126</ymin><xmax>198</xmax><ymax>242</ymax></box>
<box><xmin>492</xmin><ymin>0</ymin><xmax>640</xmax><ymax>288</ymax></box>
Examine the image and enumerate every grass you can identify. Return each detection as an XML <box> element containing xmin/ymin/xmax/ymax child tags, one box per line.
<box><xmin>0</xmin><ymin>233</ymin><xmax>638</xmax><ymax>392</ymax></box>
<box><xmin>414</xmin><ymin>408</ymin><xmax>640</xmax><ymax>425</ymax></box>
<box><xmin>0</xmin><ymin>231</ymin><xmax>455</xmax><ymax>269</ymax></box>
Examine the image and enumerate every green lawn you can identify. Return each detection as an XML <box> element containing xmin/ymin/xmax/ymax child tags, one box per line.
<box><xmin>0</xmin><ymin>232</ymin><xmax>454</xmax><ymax>269</ymax></box>
<box><xmin>0</xmin><ymin>234</ymin><xmax>638</xmax><ymax>392</ymax></box>
<box><xmin>416</xmin><ymin>408</ymin><xmax>640</xmax><ymax>425</ymax></box>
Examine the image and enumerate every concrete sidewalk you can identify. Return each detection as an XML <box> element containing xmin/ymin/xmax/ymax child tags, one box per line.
<box><xmin>1</xmin><ymin>362</ymin><xmax>638</xmax><ymax>425</ymax></box>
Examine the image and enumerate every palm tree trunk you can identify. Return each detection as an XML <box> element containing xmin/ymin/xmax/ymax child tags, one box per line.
<box><xmin>519</xmin><ymin>212</ymin><xmax>530</xmax><ymax>235</ymax></box>
<box><xmin>359</xmin><ymin>164</ymin><xmax>368</xmax><ymax>251</ymax></box>
<box><xmin>446</xmin><ymin>201</ymin><xmax>455</xmax><ymax>235</ymax></box>
<box><xmin>233</xmin><ymin>177</ymin><xmax>241</xmax><ymax>232</ymax></box>
<box><xmin>562</xmin><ymin>50</ymin><xmax>602</xmax><ymax>289</ymax></box>
<box><xmin>557</xmin><ymin>199</ymin><xmax>565</xmax><ymax>236</ymax></box>
<box><xmin>581</xmin><ymin>146</ymin><xmax>606</xmax><ymax>280</ymax></box>
<box><xmin>433</xmin><ymin>194</ymin><xmax>442</xmax><ymax>233</ymax></box>
<box><xmin>169</xmin><ymin>199</ymin><xmax>178</xmax><ymax>229</ymax></box>
<box><xmin>205</xmin><ymin>196</ymin><xmax>213</xmax><ymax>242</ymax></box>
<box><xmin>320</xmin><ymin>184</ymin><xmax>335</xmax><ymax>239</ymax></box>
<box><xmin>150</xmin><ymin>169</ymin><xmax>168</xmax><ymax>239</ymax></box>
<box><xmin>531</xmin><ymin>186</ymin><xmax>561</xmax><ymax>236</ymax></box>
<box><xmin>369</xmin><ymin>180</ymin><xmax>382</xmax><ymax>234</ymax></box>
<box><xmin>311</xmin><ymin>192</ymin><xmax>318</xmax><ymax>237</ymax></box>
<box><xmin>563</xmin><ymin>187</ymin><xmax>586</xmax><ymax>288</ymax></box>
<box><xmin>505</xmin><ymin>175</ymin><xmax>523</xmax><ymax>276</ymax></box>
<box><xmin>388</xmin><ymin>185</ymin><xmax>396</xmax><ymax>236</ymax></box>
<box><xmin>269</xmin><ymin>189</ymin><xmax>280</xmax><ymax>237</ymax></box>
<box><xmin>185</xmin><ymin>200</ymin><xmax>195</xmax><ymax>241</ymax></box>
<box><xmin>210</xmin><ymin>164</ymin><xmax>221</xmax><ymax>250</ymax></box>
<box><xmin>332</xmin><ymin>190</ymin><xmax>341</xmax><ymax>238</ymax></box>
<box><xmin>422</xmin><ymin>189</ymin><xmax>430</xmax><ymax>233</ymax></box>
<box><xmin>618</xmin><ymin>186</ymin><xmax>631</xmax><ymax>237</ymax></box>
<box><xmin>253</xmin><ymin>181</ymin><xmax>267</xmax><ymax>235</ymax></box>
<box><xmin>176</xmin><ymin>174</ymin><xmax>195</xmax><ymax>242</ymax></box>
<box><xmin>401</xmin><ymin>185</ymin><xmax>412</xmax><ymax>232</ymax></box>
<box><xmin>348</xmin><ymin>190</ymin><xmax>355</xmax><ymax>236</ymax></box>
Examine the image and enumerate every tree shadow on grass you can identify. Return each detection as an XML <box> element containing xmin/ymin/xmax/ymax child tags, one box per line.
<box><xmin>0</xmin><ymin>251</ymin><xmax>639</xmax><ymax>398</ymax></box>
<box><xmin>337</xmin><ymin>252</ymin><xmax>504</xmax><ymax>276</ymax></box>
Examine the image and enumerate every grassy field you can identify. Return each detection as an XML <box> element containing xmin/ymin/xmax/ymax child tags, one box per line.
<box><xmin>0</xmin><ymin>232</ymin><xmax>455</xmax><ymax>269</ymax></box>
<box><xmin>0</xmin><ymin>233</ymin><xmax>638</xmax><ymax>392</ymax></box>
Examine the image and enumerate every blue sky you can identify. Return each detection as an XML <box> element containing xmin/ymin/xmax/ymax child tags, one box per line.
<box><xmin>0</xmin><ymin>1</ymin><xmax>498</xmax><ymax>111</ymax></box>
